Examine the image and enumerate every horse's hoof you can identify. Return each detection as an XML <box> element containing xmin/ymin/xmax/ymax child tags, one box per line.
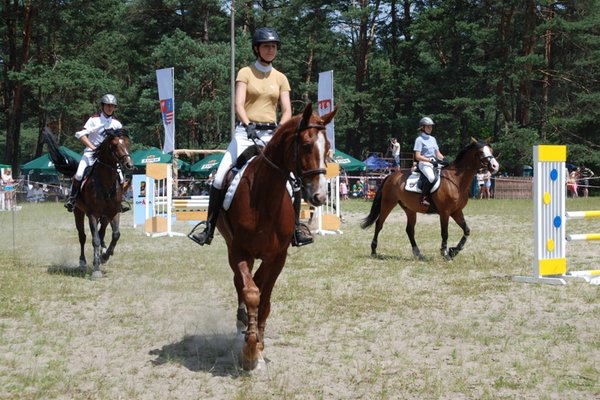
<box><xmin>91</xmin><ymin>270</ymin><xmax>103</xmax><ymax>280</ymax></box>
<box><xmin>448</xmin><ymin>247</ymin><xmax>460</xmax><ymax>258</ymax></box>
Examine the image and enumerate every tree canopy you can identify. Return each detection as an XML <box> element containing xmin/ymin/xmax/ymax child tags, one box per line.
<box><xmin>2</xmin><ymin>0</ymin><xmax>600</xmax><ymax>175</ymax></box>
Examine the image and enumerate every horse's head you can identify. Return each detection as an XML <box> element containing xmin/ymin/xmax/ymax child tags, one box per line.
<box><xmin>102</xmin><ymin>129</ymin><xmax>133</xmax><ymax>170</ymax></box>
<box><xmin>454</xmin><ymin>138</ymin><xmax>499</xmax><ymax>174</ymax></box>
<box><xmin>279</xmin><ymin>103</ymin><xmax>337</xmax><ymax>207</ymax></box>
<box><xmin>471</xmin><ymin>137</ymin><xmax>499</xmax><ymax>173</ymax></box>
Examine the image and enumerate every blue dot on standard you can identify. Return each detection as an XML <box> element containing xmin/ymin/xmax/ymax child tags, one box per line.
<box><xmin>553</xmin><ymin>216</ymin><xmax>561</xmax><ymax>228</ymax></box>
<box><xmin>550</xmin><ymin>169</ymin><xmax>558</xmax><ymax>181</ymax></box>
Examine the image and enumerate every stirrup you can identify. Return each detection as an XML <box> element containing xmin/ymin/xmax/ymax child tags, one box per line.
<box><xmin>292</xmin><ymin>223</ymin><xmax>313</xmax><ymax>247</ymax></box>
<box><xmin>64</xmin><ymin>199</ymin><xmax>75</xmax><ymax>212</ymax></box>
<box><xmin>120</xmin><ymin>200</ymin><xmax>131</xmax><ymax>213</ymax></box>
<box><xmin>420</xmin><ymin>196</ymin><xmax>430</xmax><ymax>207</ymax></box>
<box><xmin>187</xmin><ymin>221</ymin><xmax>213</xmax><ymax>246</ymax></box>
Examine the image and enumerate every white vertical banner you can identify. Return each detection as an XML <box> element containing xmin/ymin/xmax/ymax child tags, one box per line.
<box><xmin>156</xmin><ymin>68</ymin><xmax>175</xmax><ymax>154</ymax></box>
<box><xmin>317</xmin><ymin>70</ymin><xmax>335</xmax><ymax>152</ymax></box>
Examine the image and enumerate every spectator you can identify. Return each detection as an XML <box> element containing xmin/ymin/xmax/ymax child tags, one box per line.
<box><xmin>567</xmin><ymin>169</ymin><xmax>578</xmax><ymax>198</ymax></box>
<box><xmin>476</xmin><ymin>169</ymin><xmax>485</xmax><ymax>199</ymax></box>
<box><xmin>483</xmin><ymin>170</ymin><xmax>493</xmax><ymax>199</ymax></box>
<box><xmin>27</xmin><ymin>183</ymin><xmax>45</xmax><ymax>202</ymax></box>
<box><xmin>340</xmin><ymin>180</ymin><xmax>349</xmax><ymax>200</ymax></box>
<box><xmin>390</xmin><ymin>138</ymin><xmax>400</xmax><ymax>167</ymax></box>
<box><xmin>1</xmin><ymin>168</ymin><xmax>15</xmax><ymax>210</ymax></box>
<box><xmin>578</xmin><ymin>164</ymin><xmax>594</xmax><ymax>198</ymax></box>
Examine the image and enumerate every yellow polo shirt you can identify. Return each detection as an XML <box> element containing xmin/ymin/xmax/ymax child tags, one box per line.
<box><xmin>236</xmin><ymin>65</ymin><xmax>291</xmax><ymax>123</ymax></box>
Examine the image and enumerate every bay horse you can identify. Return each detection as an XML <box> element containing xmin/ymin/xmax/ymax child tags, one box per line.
<box><xmin>217</xmin><ymin>103</ymin><xmax>336</xmax><ymax>370</ymax></box>
<box><xmin>44</xmin><ymin>128</ymin><xmax>133</xmax><ymax>279</ymax></box>
<box><xmin>361</xmin><ymin>138</ymin><xmax>499</xmax><ymax>260</ymax></box>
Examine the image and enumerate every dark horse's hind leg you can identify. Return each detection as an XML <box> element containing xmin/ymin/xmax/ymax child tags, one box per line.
<box><xmin>405</xmin><ymin>209</ymin><xmax>425</xmax><ymax>260</ymax></box>
<box><xmin>101</xmin><ymin>216</ymin><xmax>120</xmax><ymax>264</ymax></box>
<box><xmin>74</xmin><ymin>209</ymin><xmax>87</xmax><ymax>270</ymax></box>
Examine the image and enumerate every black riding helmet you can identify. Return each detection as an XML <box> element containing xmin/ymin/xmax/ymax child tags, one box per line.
<box><xmin>252</xmin><ymin>27</ymin><xmax>281</xmax><ymax>58</ymax></box>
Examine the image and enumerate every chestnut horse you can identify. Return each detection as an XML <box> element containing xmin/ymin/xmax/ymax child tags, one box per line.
<box><xmin>361</xmin><ymin>139</ymin><xmax>499</xmax><ymax>260</ymax></box>
<box><xmin>218</xmin><ymin>103</ymin><xmax>336</xmax><ymax>370</ymax></box>
<box><xmin>45</xmin><ymin>129</ymin><xmax>133</xmax><ymax>279</ymax></box>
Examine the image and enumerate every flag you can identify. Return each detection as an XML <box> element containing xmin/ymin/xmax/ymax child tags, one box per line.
<box><xmin>318</xmin><ymin>70</ymin><xmax>335</xmax><ymax>152</ymax></box>
<box><xmin>156</xmin><ymin>68</ymin><xmax>175</xmax><ymax>154</ymax></box>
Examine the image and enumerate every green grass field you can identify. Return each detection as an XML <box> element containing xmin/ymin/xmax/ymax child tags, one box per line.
<box><xmin>1</xmin><ymin>197</ymin><xmax>599</xmax><ymax>399</ymax></box>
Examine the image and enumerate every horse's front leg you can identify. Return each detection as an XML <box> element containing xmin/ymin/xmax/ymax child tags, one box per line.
<box><xmin>87</xmin><ymin>216</ymin><xmax>103</xmax><ymax>279</ymax></box>
<box><xmin>448</xmin><ymin>210</ymin><xmax>470</xmax><ymax>259</ymax></box>
<box><xmin>74</xmin><ymin>209</ymin><xmax>87</xmax><ymax>270</ymax></box>
<box><xmin>253</xmin><ymin>252</ymin><xmax>287</xmax><ymax>355</ymax></box>
<box><xmin>101</xmin><ymin>215</ymin><xmax>121</xmax><ymax>264</ymax></box>
<box><xmin>230</xmin><ymin>255</ymin><xmax>261</xmax><ymax>370</ymax></box>
<box><xmin>439</xmin><ymin>213</ymin><xmax>451</xmax><ymax>260</ymax></box>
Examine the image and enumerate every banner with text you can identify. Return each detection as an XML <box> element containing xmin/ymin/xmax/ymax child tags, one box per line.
<box><xmin>317</xmin><ymin>70</ymin><xmax>335</xmax><ymax>152</ymax></box>
<box><xmin>156</xmin><ymin>68</ymin><xmax>175</xmax><ymax>154</ymax></box>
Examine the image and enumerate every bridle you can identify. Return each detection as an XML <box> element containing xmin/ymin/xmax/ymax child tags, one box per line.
<box><xmin>95</xmin><ymin>133</ymin><xmax>131</xmax><ymax>171</ymax></box>
<box><xmin>252</xmin><ymin>119</ymin><xmax>328</xmax><ymax>189</ymax></box>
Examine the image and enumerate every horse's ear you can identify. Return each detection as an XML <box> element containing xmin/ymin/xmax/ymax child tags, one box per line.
<box><xmin>302</xmin><ymin>103</ymin><xmax>313</xmax><ymax>121</ymax></box>
<box><xmin>321</xmin><ymin>105</ymin><xmax>338</xmax><ymax>125</ymax></box>
<box><xmin>485</xmin><ymin>136</ymin><xmax>492</xmax><ymax>144</ymax></box>
<box><xmin>471</xmin><ymin>137</ymin><xmax>477</xmax><ymax>144</ymax></box>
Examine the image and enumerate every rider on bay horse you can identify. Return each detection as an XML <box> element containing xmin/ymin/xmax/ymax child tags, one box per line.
<box><xmin>65</xmin><ymin>94</ymin><xmax>124</xmax><ymax>212</ymax></box>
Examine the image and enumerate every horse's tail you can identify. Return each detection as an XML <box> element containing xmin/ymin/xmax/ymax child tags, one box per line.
<box><xmin>43</xmin><ymin>127</ymin><xmax>78</xmax><ymax>177</ymax></box>
<box><xmin>360</xmin><ymin>175</ymin><xmax>389</xmax><ymax>229</ymax></box>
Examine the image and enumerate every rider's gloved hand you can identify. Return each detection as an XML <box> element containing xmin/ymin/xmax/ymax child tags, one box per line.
<box><xmin>245</xmin><ymin>123</ymin><xmax>258</xmax><ymax>140</ymax></box>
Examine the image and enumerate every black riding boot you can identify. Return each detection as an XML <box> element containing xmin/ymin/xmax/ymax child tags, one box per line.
<box><xmin>64</xmin><ymin>179</ymin><xmax>82</xmax><ymax>212</ymax></box>
<box><xmin>188</xmin><ymin>187</ymin><xmax>223</xmax><ymax>246</ymax></box>
<box><xmin>420</xmin><ymin>180</ymin><xmax>432</xmax><ymax>207</ymax></box>
<box><xmin>292</xmin><ymin>190</ymin><xmax>313</xmax><ymax>247</ymax></box>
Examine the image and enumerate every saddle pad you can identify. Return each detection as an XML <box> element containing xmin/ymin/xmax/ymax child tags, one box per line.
<box><xmin>223</xmin><ymin>156</ymin><xmax>293</xmax><ymax>211</ymax></box>
<box><xmin>405</xmin><ymin>172</ymin><xmax>441</xmax><ymax>194</ymax></box>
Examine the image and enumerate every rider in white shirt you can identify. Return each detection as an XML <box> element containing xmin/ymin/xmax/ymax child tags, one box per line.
<box><xmin>65</xmin><ymin>94</ymin><xmax>123</xmax><ymax>211</ymax></box>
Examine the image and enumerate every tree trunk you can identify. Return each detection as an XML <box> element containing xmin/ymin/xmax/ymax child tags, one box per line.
<box><xmin>4</xmin><ymin>0</ymin><xmax>34</xmax><ymax>172</ymax></box>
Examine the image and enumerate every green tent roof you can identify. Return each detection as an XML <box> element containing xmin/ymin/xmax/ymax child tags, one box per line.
<box><xmin>190</xmin><ymin>153</ymin><xmax>224</xmax><ymax>177</ymax></box>
<box><xmin>21</xmin><ymin>146</ymin><xmax>82</xmax><ymax>174</ymax></box>
<box><xmin>332</xmin><ymin>149</ymin><xmax>366</xmax><ymax>172</ymax></box>
<box><xmin>130</xmin><ymin>147</ymin><xmax>172</xmax><ymax>168</ymax></box>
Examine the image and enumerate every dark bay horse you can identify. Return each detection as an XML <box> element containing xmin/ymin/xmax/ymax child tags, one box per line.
<box><xmin>361</xmin><ymin>138</ymin><xmax>499</xmax><ymax>260</ymax></box>
<box><xmin>45</xmin><ymin>129</ymin><xmax>133</xmax><ymax>279</ymax></box>
<box><xmin>218</xmin><ymin>103</ymin><xmax>337</xmax><ymax>370</ymax></box>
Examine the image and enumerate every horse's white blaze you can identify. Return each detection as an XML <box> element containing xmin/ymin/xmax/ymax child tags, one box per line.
<box><xmin>316</xmin><ymin>132</ymin><xmax>328</xmax><ymax>194</ymax></box>
<box><xmin>483</xmin><ymin>145</ymin><xmax>500</xmax><ymax>173</ymax></box>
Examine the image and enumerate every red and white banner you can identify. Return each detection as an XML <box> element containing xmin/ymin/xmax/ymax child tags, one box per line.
<box><xmin>318</xmin><ymin>70</ymin><xmax>335</xmax><ymax>152</ymax></box>
<box><xmin>156</xmin><ymin>68</ymin><xmax>175</xmax><ymax>154</ymax></box>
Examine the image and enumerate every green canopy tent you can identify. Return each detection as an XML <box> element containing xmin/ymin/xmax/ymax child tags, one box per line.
<box><xmin>130</xmin><ymin>147</ymin><xmax>172</xmax><ymax>168</ymax></box>
<box><xmin>332</xmin><ymin>149</ymin><xmax>366</xmax><ymax>172</ymax></box>
<box><xmin>190</xmin><ymin>153</ymin><xmax>224</xmax><ymax>177</ymax></box>
<box><xmin>21</xmin><ymin>146</ymin><xmax>82</xmax><ymax>174</ymax></box>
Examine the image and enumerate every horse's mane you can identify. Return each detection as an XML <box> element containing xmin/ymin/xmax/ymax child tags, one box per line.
<box><xmin>452</xmin><ymin>140</ymin><xmax>486</xmax><ymax>165</ymax></box>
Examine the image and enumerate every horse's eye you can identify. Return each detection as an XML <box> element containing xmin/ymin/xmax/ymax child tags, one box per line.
<box><xmin>302</xmin><ymin>143</ymin><xmax>312</xmax><ymax>153</ymax></box>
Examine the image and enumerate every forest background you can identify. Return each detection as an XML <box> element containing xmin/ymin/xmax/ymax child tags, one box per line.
<box><xmin>2</xmin><ymin>0</ymin><xmax>600</xmax><ymax>176</ymax></box>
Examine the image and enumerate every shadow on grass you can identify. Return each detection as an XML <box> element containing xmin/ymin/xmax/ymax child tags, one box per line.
<box><xmin>150</xmin><ymin>333</ymin><xmax>262</xmax><ymax>377</ymax></box>
<box><xmin>47</xmin><ymin>263</ymin><xmax>88</xmax><ymax>278</ymax></box>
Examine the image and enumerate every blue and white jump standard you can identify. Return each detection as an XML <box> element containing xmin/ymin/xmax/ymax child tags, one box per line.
<box><xmin>513</xmin><ymin>145</ymin><xmax>600</xmax><ymax>285</ymax></box>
